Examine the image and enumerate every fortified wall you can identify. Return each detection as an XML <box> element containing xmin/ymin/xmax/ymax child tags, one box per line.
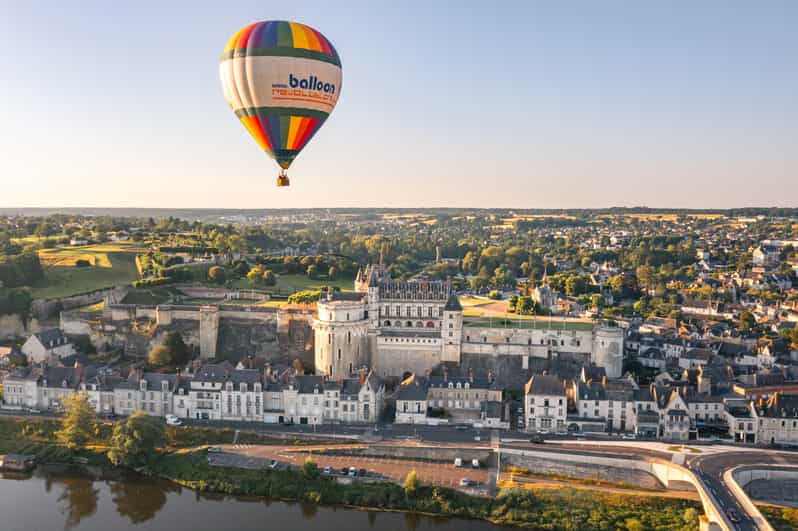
<box><xmin>61</xmin><ymin>303</ymin><xmax>316</xmax><ymax>367</ymax></box>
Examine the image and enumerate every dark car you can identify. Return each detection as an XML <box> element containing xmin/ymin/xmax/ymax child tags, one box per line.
<box><xmin>530</xmin><ymin>435</ymin><xmax>545</xmax><ymax>444</ymax></box>
<box><xmin>726</xmin><ymin>509</ymin><xmax>741</xmax><ymax>523</ymax></box>
<box><xmin>358</xmin><ymin>468</ymin><xmax>368</xmax><ymax>477</ymax></box>
<box><xmin>340</xmin><ymin>467</ymin><xmax>349</xmax><ymax>475</ymax></box>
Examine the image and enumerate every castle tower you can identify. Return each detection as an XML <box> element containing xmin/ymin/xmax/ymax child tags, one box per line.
<box><xmin>441</xmin><ymin>293</ymin><xmax>463</xmax><ymax>363</ymax></box>
<box><xmin>313</xmin><ymin>290</ymin><xmax>370</xmax><ymax>379</ymax></box>
<box><xmin>592</xmin><ymin>325</ymin><xmax>624</xmax><ymax>378</ymax></box>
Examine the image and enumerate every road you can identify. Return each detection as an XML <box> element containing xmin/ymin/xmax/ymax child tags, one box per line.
<box><xmin>687</xmin><ymin>450</ymin><xmax>798</xmax><ymax>531</ymax></box>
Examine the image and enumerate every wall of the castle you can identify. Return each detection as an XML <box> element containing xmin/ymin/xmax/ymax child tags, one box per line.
<box><xmin>460</xmin><ymin>327</ymin><xmax>594</xmax><ymax>356</ymax></box>
<box><xmin>314</xmin><ymin>319</ymin><xmax>370</xmax><ymax>379</ymax></box>
<box><xmin>371</xmin><ymin>345</ymin><xmax>443</xmax><ymax>378</ymax></box>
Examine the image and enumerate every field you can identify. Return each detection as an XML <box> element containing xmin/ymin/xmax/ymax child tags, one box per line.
<box><xmin>27</xmin><ymin>243</ymin><xmax>142</xmax><ymax>299</ymax></box>
<box><xmin>463</xmin><ymin>316</ymin><xmax>595</xmax><ymax>331</ymax></box>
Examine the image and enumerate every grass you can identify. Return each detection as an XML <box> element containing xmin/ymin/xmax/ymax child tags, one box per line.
<box><xmin>26</xmin><ymin>243</ymin><xmax>142</xmax><ymax>299</ymax></box>
<box><xmin>463</xmin><ymin>316</ymin><xmax>595</xmax><ymax>331</ymax></box>
<box><xmin>758</xmin><ymin>505</ymin><xmax>798</xmax><ymax>531</ymax></box>
<box><xmin>121</xmin><ymin>288</ymin><xmax>171</xmax><ymax>305</ymax></box>
<box><xmin>229</xmin><ymin>274</ymin><xmax>354</xmax><ymax>295</ymax></box>
<box><xmin>667</xmin><ymin>446</ymin><xmax>702</xmax><ymax>454</ymax></box>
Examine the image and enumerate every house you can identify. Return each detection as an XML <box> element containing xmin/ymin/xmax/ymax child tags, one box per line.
<box><xmin>753</xmin><ymin>393</ymin><xmax>798</xmax><ymax>446</ymax></box>
<box><xmin>524</xmin><ymin>374</ymin><xmax>566</xmax><ymax>433</ymax></box>
<box><xmin>426</xmin><ymin>369</ymin><xmax>501</xmax><ymax>424</ymax></box>
<box><xmin>282</xmin><ymin>375</ymin><xmax>325</xmax><ymax>425</ymax></box>
<box><xmin>638</xmin><ymin>347</ymin><xmax>666</xmax><ymax>370</ymax></box>
<box><xmin>395</xmin><ymin>374</ymin><xmax>429</xmax><ymax>424</ymax></box>
<box><xmin>21</xmin><ymin>329</ymin><xmax>75</xmax><ymax>364</ymax></box>
<box><xmin>752</xmin><ymin>245</ymin><xmax>780</xmax><ymax>268</ymax></box>
<box><xmin>678</xmin><ymin>348</ymin><xmax>713</xmax><ymax>370</ymax></box>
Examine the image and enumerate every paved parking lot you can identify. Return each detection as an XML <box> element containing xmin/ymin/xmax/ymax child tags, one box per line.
<box><xmin>217</xmin><ymin>443</ymin><xmax>492</xmax><ymax>494</ymax></box>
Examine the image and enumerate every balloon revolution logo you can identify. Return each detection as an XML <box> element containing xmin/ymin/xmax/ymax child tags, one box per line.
<box><xmin>271</xmin><ymin>74</ymin><xmax>337</xmax><ymax>108</ymax></box>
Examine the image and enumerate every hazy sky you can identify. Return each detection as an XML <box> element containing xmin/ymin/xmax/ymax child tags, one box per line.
<box><xmin>1</xmin><ymin>1</ymin><xmax>796</xmax><ymax>209</ymax></box>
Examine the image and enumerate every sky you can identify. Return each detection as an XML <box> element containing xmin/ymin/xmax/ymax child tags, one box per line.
<box><xmin>1</xmin><ymin>1</ymin><xmax>796</xmax><ymax>209</ymax></box>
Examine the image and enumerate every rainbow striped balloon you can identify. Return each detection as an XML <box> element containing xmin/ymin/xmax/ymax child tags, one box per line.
<box><xmin>220</xmin><ymin>21</ymin><xmax>342</xmax><ymax>186</ymax></box>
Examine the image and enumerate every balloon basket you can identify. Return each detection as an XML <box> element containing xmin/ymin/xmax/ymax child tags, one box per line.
<box><xmin>276</xmin><ymin>173</ymin><xmax>290</xmax><ymax>187</ymax></box>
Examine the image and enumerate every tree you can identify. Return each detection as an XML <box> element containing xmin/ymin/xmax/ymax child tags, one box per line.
<box><xmin>488</xmin><ymin>290</ymin><xmax>502</xmax><ymax>300</ymax></box>
<box><xmin>163</xmin><ymin>331</ymin><xmax>189</xmax><ymax>365</ymax></box>
<box><xmin>301</xmin><ymin>457</ymin><xmax>319</xmax><ymax>479</ymax></box>
<box><xmin>624</xmin><ymin>518</ymin><xmax>644</xmax><ymax>531</ymax></box>
<box><xmin>148</xmin><ymin>344</ymin><xmax>172</xmax><ymax>367</ymax></box>
<box><xmin>57</xmin><ymin>393</ymin><xmax>97</xmax><ymax>450</ymax></box>
<box><xmin>404</xmin><ymin>469</ymin><xmax>419</xmax><ymax>496</ymax></box>
<box><xmin>208</xmin><ymin>266</ymin><xmax>225</xmax><ymax>284</ymax></box>
<box><xmin>262</xmin><ymin>269</ymin><xmax>276</xmax><ymax>286</ymax></box>
<box><xmin>739</xmin><ymin>311</ymin><xmax>756</xmax><ymax>331</ymax></box>
<box><xmin>327</xmin><ymin>266</ymin><xmax>338</xmax><ymax>280</ymax></box>
<box><xmin>507</xmin><ymin>294</ymin><xmax>519</xmax><ymax>312</ymax></box>
<box><xmin>306</xmin><ymin>264</ymin><xmax>317</xmax><ymax>278</ymax></box>
<box><xmin>108</xmin><ymin>411</ymin><xmax>166</xmax><ymax>467</ymax></box>
<box><xmin>517</xmin><ymin>296</ymin><xmax>534</xmax><ymax>315</ymax></box>
<box><xmin>292</xmin><ymin>358</ymin><xmax>305</xmax><ymax>375</ymax></box>
<box><xmin>247</xmin><ymin>265</ymin><xmax>266</xmax><ymax>285</ymax></box>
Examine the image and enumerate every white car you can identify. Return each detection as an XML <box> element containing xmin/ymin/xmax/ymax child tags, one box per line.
<box><xmin>165</xmin><ymin>415</ymin><xmax>182</xmax><ymax>426</ymax></box>
<box><xmin>621</xmin><ymin>434</ymin><xmax>637</xmax><ymax>440</ymax></box>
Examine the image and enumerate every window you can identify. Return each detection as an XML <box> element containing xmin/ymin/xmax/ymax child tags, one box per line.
<box><xmin>337</xmin><ymin>349</ymin><xmax>341</xmax><ymax>360</ymax></box>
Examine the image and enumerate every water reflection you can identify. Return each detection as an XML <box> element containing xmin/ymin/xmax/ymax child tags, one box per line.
<box><xmin>110</xmin><ymin>478</ymin><xmax>177</xmax><ymax>524</ymax></box>
<box><xmin>56</xmin><ymin>477</ymin><xmax>99</xmax><ymax>529</ymax></box>
<box><xmin>0</xmin><ymin>467</ymin><xmax>508</xmax><ymax>531</ymax></box>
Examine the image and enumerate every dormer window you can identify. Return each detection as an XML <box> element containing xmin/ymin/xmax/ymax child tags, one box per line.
<box><xmin>448</xmin><ymin>382</ymin><xmax>453</xmax><ymax>389</ymax></box>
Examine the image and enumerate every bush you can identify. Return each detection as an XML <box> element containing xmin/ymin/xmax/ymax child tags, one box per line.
<box><xmin>488</xmin><ymin>290</ymin><xmax>502</xmax><ymax>300</ymax></box>
<box><xmin>74</xmin><ymin>259</ymin><xmax>91</xmax><ymax>268</ymax></box>
<box><xmin>132</xmin><ymin>276</ymin><xmax>171</xmax><ymax>288</ymax></box>
<box><xmin>208</xmin><ymin>266</ymin><xmax>226</xmax><ymax>284</ymax></box>
<box><xmin>148</xmin><ymin>345</ymin><xmax>172</xmax><ymax>367</ymax></box>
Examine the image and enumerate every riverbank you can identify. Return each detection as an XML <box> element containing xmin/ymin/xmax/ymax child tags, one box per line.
<box><xmin>1</xmin><ymin>417</ymin><xmax>701</xmax><ymax>530</ymax></box>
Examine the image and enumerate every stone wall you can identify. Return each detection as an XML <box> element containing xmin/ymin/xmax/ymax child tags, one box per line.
<box><xmin>0</xmin><ymin>314</ymin><xmax>45</xmax><ymax>339</ymax></box>
<box><xmin>502</xmin><ymin>451</ymin><xmax>663</xmax><ymax>490</ymax></box>
<box><xmin>31</xmin><ymin>286</ymin><xmax>128</xmax><ymax>320</ymax></box>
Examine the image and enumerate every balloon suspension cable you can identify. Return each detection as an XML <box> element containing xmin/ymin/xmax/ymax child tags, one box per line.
<box><xmin>276</xmin><ymin>169</ymin><xmax>290</xmax><ymax>187</ymax></box>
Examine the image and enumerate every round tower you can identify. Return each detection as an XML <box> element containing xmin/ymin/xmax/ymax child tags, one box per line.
<box><xmin>592</xmin><ymin>325</ymin><xmax>624</xmax><ymax>379</ymax></box>
<box><xmin>313</xmin><ymin>291</ymin><xmax>370</xmax><ymax>379</ymax></box>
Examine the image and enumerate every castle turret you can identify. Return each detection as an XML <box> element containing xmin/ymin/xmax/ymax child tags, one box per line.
<box><xmin>313</xmin><ymin>291</ymin><xmax>370</xmax><ymax>379</ymax></box>
<box><xmin>592</xmin><ymin>325</ymin><xmax>624</xmax><ymax>379</ymax></box>
<box><xmin>441</xmin><ymin>293</ymin><xmax>463</xmax><ymax>363</ymax></box>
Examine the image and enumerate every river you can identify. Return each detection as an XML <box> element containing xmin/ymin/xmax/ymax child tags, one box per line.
<box><xmin>0</xmin><ymin>467</ymin><xmax>511</xmax><ymax>531</ymax></box>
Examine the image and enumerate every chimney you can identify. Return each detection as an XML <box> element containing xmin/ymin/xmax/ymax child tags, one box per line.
<box><xmin>468</xmin><ymin>367</ymin><xmax>474</xmax><ymax>383</ymax></box>
<box><xmin>443</xmin><ymin>366</ymin><xmax>448</xmax><ymax>382</ymax></box>
<box><xmin>136</xmin><ymin>367</ymin><xmax>143</xmax><ymax>382</ymax></box>
<box><xmin>359</xmin><ymin>366</ymin><xmax>367</xmax><ymax>385</ymax></box>
<box><xmin>488</xmin><ymin>369</ymin><xmax>494</xmax><ymax>384</ymax></box>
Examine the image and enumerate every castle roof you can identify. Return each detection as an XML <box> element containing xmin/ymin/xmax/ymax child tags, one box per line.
<box><xmin>444</xmin><ymin>293</ymin><xmax>463</xmax><ymax>311</ymax></box>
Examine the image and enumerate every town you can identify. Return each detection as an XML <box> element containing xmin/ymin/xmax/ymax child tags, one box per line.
<box><xmin>1</xmin><ymin>207</ymin><xmax>798</xmax><ymax>530</ymax></box>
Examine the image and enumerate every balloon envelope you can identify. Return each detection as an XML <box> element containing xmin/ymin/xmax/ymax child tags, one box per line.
<box><xmin>220</xmin><ymin>21</ymin><xmax>342</xmax><ymax>171</ymax></box>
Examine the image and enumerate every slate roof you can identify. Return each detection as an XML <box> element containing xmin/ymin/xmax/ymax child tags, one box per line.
<box><xmin>32</xmin><ymin>328</ymin><xmax>69</xmax><ymax>349</ymax></box>
<box><xmin>397</xmin><ymin>375</ymin><xmax>428</xmax><ymax>401</ymax></box>
<box><xmin>524</xmin><ymin>374</ymin><xmax>565</xmax><ymax>396</ymax></box>
<box><xmin>444</xmin><ymin>293</ymin><xmax>463</xmax><ymax>311</ymax></box>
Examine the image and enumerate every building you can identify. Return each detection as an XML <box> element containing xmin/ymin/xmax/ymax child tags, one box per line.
<box><xmin>21</xmin><ymin>329</ymin><xmax>75</xmax><ymax>365</ymax></box>
<box><xmin>314</xmin><ymin>265</ymin><xmax>624</xmax><ymax>380</ymax></box>
<box><xmin>524</xmin><ymin>374</ymin><xmax>566</xmax><ymax>433</ymax></box>
<box><xmin>753</xmin><ymin>393</ymin><xmax>798</xmax><ymax>446</ymax></box>
<box><xmin>395</xmin><ymin>375</ymin><xmax>429</xmax><ymax>424</ymax></box>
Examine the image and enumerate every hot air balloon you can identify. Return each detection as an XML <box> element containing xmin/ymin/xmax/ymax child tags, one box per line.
<box><xmin>220</xmin><ymin>21</ymin><xmax>342</xmax><ymax>187</ymax></box>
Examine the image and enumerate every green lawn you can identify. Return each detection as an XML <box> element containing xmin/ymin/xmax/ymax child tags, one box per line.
<box><xmin>463</xmin><ymin>316</ymin><xmax>595</xmax><ymax>331</ymax></box>
<box><xmin>229</xmin><ymin>273</ymin><xmax>354</xmax><ymax>296</ymax></box>
<box><xmin>26</xmin><ymin>244</ymin><xmax>142</xmax><ymax>299</ymax></box>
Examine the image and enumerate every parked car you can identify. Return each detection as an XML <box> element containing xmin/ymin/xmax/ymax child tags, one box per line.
<box><xmin>473</xmin><ymin>435</ymin><xmax>481</xmax><ymax>441</ymax></box>
<box><xmin>207</xmin><ymin>447</ymin><xmax>223</xmax><ymax>453</ymax></box>
<box><xmin>358</xmin><ymin>468</ymin><xmax>367</xmax><ymax>477</ymax></box>
<box><xmin>454</xmin><ymin>458</ymin><xmax>463</xmax><ymax>468</ymax></box>
<box><xmin>726</xmin><ymin>509</ymin><xmax>741</xmax><ymax>523</ymax></box>
<box><xmin>340</xmin><ymin>467</ymin><xmax>349</xmax><ymax>475</ymax></box>
<box><xmin>471</xmin><ymin>459</ymin><xmax>480</xmax><ymax>469</ymax></box>
<box><xmin>621</xmin><ymin>434</ymin><xmax>637</xmax><ymax>440</ymax></box>
<box><xmin>165</xmin><ymin>415</ymin><xmax>182</xmax><ymax>426</ymax></box>
<box><xmin>348</xmin><ymin>467</ymin><xmax>357</xmax><ymax>477</ymax></box>
<box><xmin>530</xmin><ymin>435</ymin><xmax>545</xmax><ymax>444</ymax></box>
<box><xmin>459</xmin><ymin>478</ymin><xmax>475</xmax><ymax>487</ymax></box>
<box><xmin>269</xmin><ymin>460</ymin><xmax>279</xmax><ymax>469</ymax></box>
<box><xmin>323</xmin><ymin>466</ymin><xmax>332</xmax><ymax>475</ymax></box>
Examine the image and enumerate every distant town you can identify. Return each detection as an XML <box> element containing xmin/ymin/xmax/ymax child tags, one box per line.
<box><xmin>2</xmin><ymin>207</ymin><xmax>798</xmax><ymax>530</ymax></box>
